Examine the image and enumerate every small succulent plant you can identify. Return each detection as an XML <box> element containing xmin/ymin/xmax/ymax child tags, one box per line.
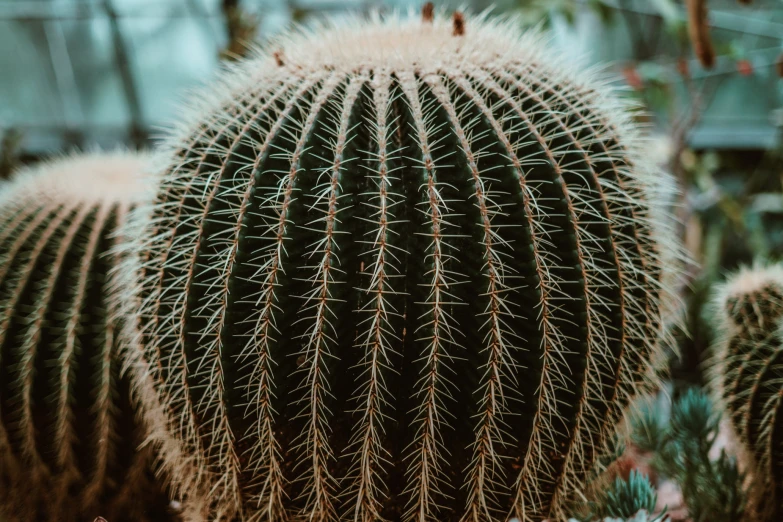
<box><xmin>570</xmin><ymin>469</ymin><xmax>661</xmax><ymax>522</ymax></box>
<box><xmin>646</xmin><ymin>389</ymin><xmax>744</xmax><ymax>522</ymax></box>
<box><xmin>0</xmin><ymin>152</ymin><xmax>175</xmax><ymax>522</ymax></box>
<box><xmin>711</xmin><ymin>263</ymin><xmax>783</xmax><ymax>521</ymax></box>
<box><xmin>118</xmin><ymin>7</ymin><xmax>683</xmax><ymax>522</ymax></box>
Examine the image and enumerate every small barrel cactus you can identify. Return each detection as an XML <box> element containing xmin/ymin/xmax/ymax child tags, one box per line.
<box><xmin>711</xmin><ymin>264</ymin><xmax>783</xmax><ymax>521</ymax></box>
<box><xmin>0</xmin><ymin>152</ymin><xmax>174</xmax><ymax>522</ymax></box>
<box><xmin>119</xmin><ymin>7</ymin><xmax>682</xmax><ymax>522</ymax></box>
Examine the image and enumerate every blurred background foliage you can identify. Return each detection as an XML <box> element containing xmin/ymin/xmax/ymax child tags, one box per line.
<box><xmin>2</xmin><ymin>0</ymin><xmax>783</xmax><ymax>413</ymax></box>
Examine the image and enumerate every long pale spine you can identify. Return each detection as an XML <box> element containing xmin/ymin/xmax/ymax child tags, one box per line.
<box><xmin>123</xmin><ymin>11</ymin><xmax>680</xmax><ymax>522</ymax></box>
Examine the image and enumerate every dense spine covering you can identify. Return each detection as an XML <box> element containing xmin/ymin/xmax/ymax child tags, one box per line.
<box><xmin>119</xmin><ymin>8</ymin><xmax>682</xmax><ymax>522</ymax></box>
<box><xmin>711</xmin><ymin>264</ymin><xmax>783</xmax><ymax>521</ymax></box>
<box><xmin>0</xmin><ymin>153</ymin><xmax>174</xmax><ymax>522</ymax></box>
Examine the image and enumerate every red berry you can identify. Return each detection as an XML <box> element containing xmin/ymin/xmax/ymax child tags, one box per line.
<box><xmin>623</xmin><ymin>66</ymin><xmax>643</xmax><ymax>90</ymax></box>
<box><xmin>677</xmin><ymin>57</ymin><xmax>690</xmax><ymax>78</ymax></box>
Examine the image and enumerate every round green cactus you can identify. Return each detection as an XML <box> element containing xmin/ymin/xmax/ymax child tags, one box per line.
<box><xmin>0</xmin><ymin>152</ymin><xmax>175</xmax><ymax>522</ymax></box>
<box><xmin>711</xmin><ymin>264</ymin><xmax>783</xmax><ymax>521</ymax></box>
<box><xmin>119</xmin><ymin>8</ymin><xmax>682</xmax><ymax>522</ymax></box>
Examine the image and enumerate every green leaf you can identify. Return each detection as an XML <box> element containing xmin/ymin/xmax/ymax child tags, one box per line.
<box><xmin>594</xmin><ymin>471</ymin><xmax>658</xmax><ymax>521</ymax></box>
<box><xmin>669</xmin><ymin>388</ymin><xmax>717</xmax><ymax>444</ymax></box>
<box><xmin>630</xmin><ymin>397</ymin><xmax>668</xmax><ymax>453</ymax></box>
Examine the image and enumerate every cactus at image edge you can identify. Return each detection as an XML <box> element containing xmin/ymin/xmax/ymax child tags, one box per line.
<box><xmin>118</xmin><ymin>7</ymin><xmax>682</xmax><ymax>522</ymax></box>
<box><xmin>711</xmin><ymin>264</ymin><xmax>783</xmax><ymax>521</ymax></box>
<box><xmin>0</xmin><ymin>152</ymin><xmax>175</xmax><ymax>522</ymax></box>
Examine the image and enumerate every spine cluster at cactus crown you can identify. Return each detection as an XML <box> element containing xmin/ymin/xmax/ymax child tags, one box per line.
<box><xmin>0</xmin><ymin>151</ymin><xmax>175</xmax><ymax>522</ymax></box>
<box><xmin>113</xmin><ymin>7</ymin><xmax>685</xmax><ymax>522</ymax></box>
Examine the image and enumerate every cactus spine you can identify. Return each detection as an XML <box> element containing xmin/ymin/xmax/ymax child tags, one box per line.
<box><xmin>119</xmin><ymin>8</ymin><xmax>682</xmax><ymax>522</ymax></box>
<box><xmin>0</xmin><ymin>152</ymin><xmax>174</xmax><ymax>522</ymax></box>
<box><xmin>711</xmin><ymin>264</ymin><xmax>783</xmax><ymax>521</ymax></box>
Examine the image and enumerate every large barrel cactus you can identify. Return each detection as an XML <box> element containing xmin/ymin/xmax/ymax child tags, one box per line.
<box><xmin>711</xmin><ymin>264</ymin><xmax>783</xmax><ymax>521</ymax></box>
<box><xmin>0</xmin><ymin>152</ymin><xmax>175</xmax><ymax>522</ymax></box>
<box><xmin>119</xmin><ymin>7</ymin><xmax>681</xmax><ymax>522</ymax></box>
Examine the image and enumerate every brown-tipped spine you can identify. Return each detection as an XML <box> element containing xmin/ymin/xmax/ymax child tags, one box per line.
<box><xmin>452</xmin><ymin>11</ymin><xmax>465</xmax><ymax>36</ymax></box>
<box><xmin>421</xmin><ymin>2</ymin><xmax>434</xmax><ymax>24</ymax></box>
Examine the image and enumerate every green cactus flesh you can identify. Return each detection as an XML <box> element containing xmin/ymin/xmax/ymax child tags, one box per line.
<box><xmin>121</xmin><ymin>10</ymin><xmax>680</xmax><ymax>522</ymax></box>
<box><xmin>713</xmin><ymin>265</ymin><xmax>783</xmax><ymax>521</ymax></box>
<box><xmin>0</xmin><ymin>153</ymin><xmax>174</xmax><ymax>522</ymax></box>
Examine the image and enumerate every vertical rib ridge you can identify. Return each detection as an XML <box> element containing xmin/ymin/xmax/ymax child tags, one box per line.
<box><xmin>343</xmin><ymin>68</ymin><xmax>402</xmax><ymax>522</ymax></box>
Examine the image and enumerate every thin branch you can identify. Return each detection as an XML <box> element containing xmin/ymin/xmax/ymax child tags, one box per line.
<box><xmin>102</xmin><ymin>0</ymin><xmax>145</xmax><ymax>149</ymax></box>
